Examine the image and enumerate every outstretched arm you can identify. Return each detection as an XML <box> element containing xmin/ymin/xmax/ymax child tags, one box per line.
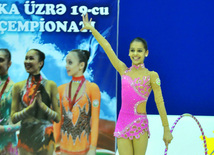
<box><xmin>80</xmin><ymin>13</ymin><xmax>127</xmax><ymax>75</ymax></box>
<box><xmin>150</xmin><ymin>71</ymin><xmax>173</xmax><ymax>149</ymax></box>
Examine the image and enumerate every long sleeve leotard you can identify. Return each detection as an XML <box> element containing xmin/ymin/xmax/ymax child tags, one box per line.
<box><xmin>54</xmin><ymin>79</ymin><xmax>101</xmax><ymax>154</ymax></box>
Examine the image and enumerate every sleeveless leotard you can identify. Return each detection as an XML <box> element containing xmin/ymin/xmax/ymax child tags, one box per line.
<box><xmin>17</xmin><ymin>75</ymin><xmax>55</xmax><ymax>153</ymax></box>
<box><xmin>0</xmin><ymin>74</ymin><xmax>18</xmax><ymax>155</ymax></box>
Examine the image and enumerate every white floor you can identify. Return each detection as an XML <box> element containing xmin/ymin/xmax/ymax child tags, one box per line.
<box><xmin>115</xmin><ymin>114</ymin><xmax>214</xmax><ymax>155</ymax></box>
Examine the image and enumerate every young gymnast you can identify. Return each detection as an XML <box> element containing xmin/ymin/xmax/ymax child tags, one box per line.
<box><xmin>80</xmin><ymin>14</ymin><xmax>173</xmax><ymax>155</ymax></box>
<box><xmin>54</xmin><ymin>49</ymin><xmax>101</xmax><ymax>155</ymax></box>
<box><xmin>11</xmin><ymin>49</ymin><xmax>61</xmax><ymax>155</ymax></box>
<box><xmin>0</xmin><ymin>49</ymin><xmax>20</xmax><ymax>155</ymax></box>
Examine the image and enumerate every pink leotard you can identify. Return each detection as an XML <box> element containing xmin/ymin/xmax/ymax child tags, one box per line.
<box><xmin>114</xmin><ymin>67</ymin><xmax>151</xmax><ymax>139</ymax></box>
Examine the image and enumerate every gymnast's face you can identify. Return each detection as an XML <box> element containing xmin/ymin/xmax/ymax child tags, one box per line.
<box><xmin>129</xmin><ymin>41</ymin><xmax>148</xmax><ymax>65</ymax></box>
<box><xmin>24</xmin><ymin>50</ymin><xmax>42</xmax><ymax>75</ymax></box>
<box><xmin>0</xmin><ymin>51</ymin><xmax>11</xmax><ymax>76</ymax></box>
<box><xmin>66</xmin><ymin>52</ymin><xmax>83</xmax><ymax>77</ymax></box>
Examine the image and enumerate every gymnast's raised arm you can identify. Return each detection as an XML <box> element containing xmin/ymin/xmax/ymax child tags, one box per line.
<box><xmin>80</xmin><ymin>13</ymin><xmax>127</xmax><ymax>75</ymax></box>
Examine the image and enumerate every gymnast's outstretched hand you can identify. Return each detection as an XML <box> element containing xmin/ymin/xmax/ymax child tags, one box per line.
<box><xmin>80</xmin><ymin>13</ymin><xmax>93</xmax><ymax>31</ymax></box>
<box><xmin>163</xmin><ymin>127</ymin><xmax>173</xmax><ymax>150</ymax></box>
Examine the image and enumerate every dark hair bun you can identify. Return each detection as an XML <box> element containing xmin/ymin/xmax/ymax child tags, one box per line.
<box><xmin>82</xmin><ymin>50</ymin><xmax>90</xmax><ymax>61</ymax></box>
<box><xmin>30</xmin><ymin>49</ymin><xmax>45</xmax><ymax>69</ymax></box>
<box><xmin>0</xmin><ymin>48</ymin><xmax>11</xmax><ymax>62</ymax></box>
<box><xmin>69</xmin><ymin>49</ymin><xmax>90</xmax><ymax>72</ymax></box>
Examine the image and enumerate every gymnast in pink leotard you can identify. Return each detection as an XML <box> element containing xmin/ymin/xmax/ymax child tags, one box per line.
<box><xmin>81</xmin><ymin>13</ymin><xmax>173</xmax><ymax>155</ymax></box>
<box><xmin>114</xmin><ymin>64</ymin><xmax>151</xmax><ymax>140</ymax></box>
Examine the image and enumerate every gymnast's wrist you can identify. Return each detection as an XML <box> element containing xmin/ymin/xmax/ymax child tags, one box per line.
<box><xmin>90</xmin><ymin>27</ymin><xmax>99</xmax><ymax>35</ymax></box>
<box><xmin>89</xmin><ymin>145</ymin><xmax>96</xmax><ymax>150</ymax></box>
<box><xmin>38</xmin><ymin>101</ymin><xmax>46</xmax><ymax>109</ymax></box>
<box><xmin>163</xmin><ymin>126</ymin><xmax>170</xmax><ymax>131</ymax></box>
<box><xmin>26</xmin><ymin>106</ymin><xmax>33</xmax><ymax>113</ymax></box>
<box><xmin>89</xmin><ymin>25</ymin><xmax>95</xmax><ymax>31</ymax></box>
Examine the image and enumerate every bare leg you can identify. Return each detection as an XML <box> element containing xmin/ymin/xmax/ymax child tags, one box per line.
<box><xmin>117</xmin><ymin>138</ymin><xmax>133</xmax><ymax>155</ymax></box>
<box><xmin>38</xmin><ymin>143</ymin><xmax>54</xmax><ymax>155</ymax></box>
<box><xmin>0</xmin><ymin>126</ymin><xmax>4</xmax><ymax>133</ymax></box>
<box><xmin>133</xmin><ymin>132</ymin><xmax>148</xmax><ymax>155</ymax></box>
<box><xmin>18</xmin><ymin>144</ymin><xmax>54</xmax><ymax>155</ymax></box>
<box><xmin>18</xmin><ymin>148</ymin><xmax>35</xmax><ymax>155</ymax></box>
<box><xmin>62</xmin><ymin>153</ymin><xmax>87</xmax><ymax>155</ymax></box>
